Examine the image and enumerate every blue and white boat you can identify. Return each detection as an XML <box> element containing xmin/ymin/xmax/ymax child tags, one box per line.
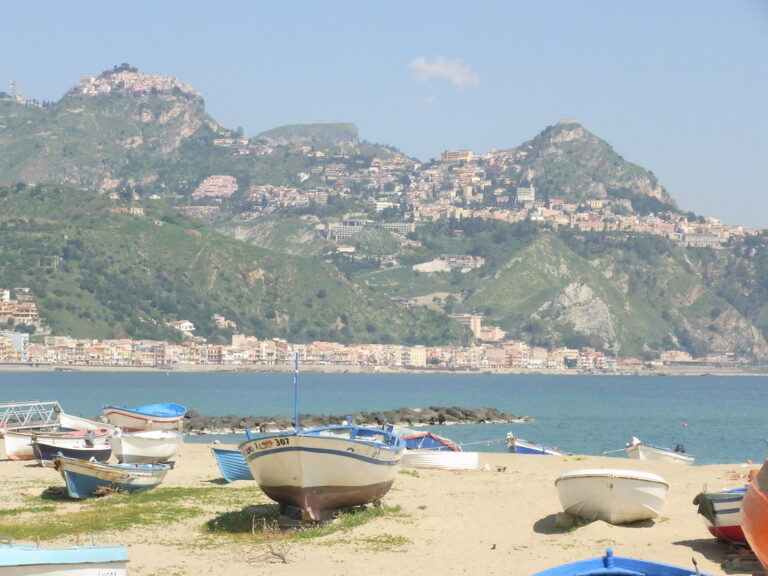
<box><xmin>102</xmin><ymin>403</ymin><xmax>187</xmax><ymax>431</ymax></box>
<box><xmin>239</xmin><ymin>355</ymin><xmax>405</xmax><ymax>521</ymax></box>
<box><xmin>211</xmin><ymin>446</ymin><xmax>254</xmax><ymax>482</ymax></box>
<box><xmin>0</xmin><ymin>539</ymin><xmax>128</xmax><ymax>575</ymax></box>
<box><xmin>531</xmin><ymin>548</ymin><xmax>713</xmax><ymax>576</ymax></box>
<box><xmin>506</xmin><ymin>432</ymin><xmax>565</xmax><ymax>455</ymax></box>
<box><xmin>53</xmin><ymin>454</ymin><xmax>170</xmax><ymax>499</ymax></box>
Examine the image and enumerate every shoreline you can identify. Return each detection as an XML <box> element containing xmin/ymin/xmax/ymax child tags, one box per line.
<box><xmin>0</xmin><ymin>362</ymin><xmax>765</xmax><ymax>377</ymax></box>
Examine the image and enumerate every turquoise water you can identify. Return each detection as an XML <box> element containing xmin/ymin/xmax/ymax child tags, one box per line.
<box><xmin>1</xmin><ymin>371</ymin><xmax>766</xmax><ymax>465</ymax></box>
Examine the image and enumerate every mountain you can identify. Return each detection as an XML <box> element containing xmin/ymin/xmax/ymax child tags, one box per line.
<box><xmin>1</xmin><ymin>66</ymin><xmax>767</xmax><ymax>362</ymax></box>
<box><xmin>498</xmin><ymin>119</ymin><xmax>675</xmax><ymax>209</ymax></box>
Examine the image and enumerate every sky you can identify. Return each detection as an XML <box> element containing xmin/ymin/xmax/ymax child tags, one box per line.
<box><xmin>2</xmin><ymin>1</ymin><xmax>767</xmax><ymax>229</ymax></box>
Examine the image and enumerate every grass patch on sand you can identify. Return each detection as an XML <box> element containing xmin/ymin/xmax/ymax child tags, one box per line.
<box><xmin>206</xmin><ymin>503</ymin><xmax>407</xmax><ymax>545</ymax></box>
<box><xmin>0</xmin><ymin>486</ymin><xmax>265</xmax><ymax>541</ymax></box>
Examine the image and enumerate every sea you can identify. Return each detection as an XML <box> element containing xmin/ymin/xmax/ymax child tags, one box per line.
<box><xmin>1</xmin><ymin>371</ymin><xmax>766</xmax><ymax>466</ymax></box>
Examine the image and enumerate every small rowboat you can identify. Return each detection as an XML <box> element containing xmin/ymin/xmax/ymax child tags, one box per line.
<box><xmin>108</xmin><ymin>429</ymin><xmax>183</xmax><ymax>463</ymax></box>
<box><xmin>102</xmin><ymin>403</ymin><xmax>187</xmax><ymax>431</ymax></box>
<box><xmin>53</xmin><ymin>454</ymin><xmax>170</xmax><ymax>499</ymax></box>
<box><xmin>625</xmin><ymin>436</ymin><xmax>694</xmax><ymax>465</ymax></box>
<box><xmin>692</xmin><ymin>486</ymin><xmax>747</xmax><ymax>543</ymax></box>
<box><xmin>555</xmin><ymin>468</ymin><xmax>668</xmax><ymax>524</ymax></box>
<box><xmin>32</xmin><ymin>437</ymin><xmax>112</xmax><ymax>467</ymax></box>
<box><xmin>2</xmin><ymin>428</ymin><xmax>111</xmax><ymax>461</ymax></box>
<box><xmin>211</xmin><ymin>446</ymin><xmax>253</xmax><ymax>482</ymax></box>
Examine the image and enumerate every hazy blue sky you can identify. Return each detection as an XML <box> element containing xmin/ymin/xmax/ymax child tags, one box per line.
<box><xmin>2</xmin><ymin>1</ymin><xmax>767</xmax><ymax>228</ymax></box>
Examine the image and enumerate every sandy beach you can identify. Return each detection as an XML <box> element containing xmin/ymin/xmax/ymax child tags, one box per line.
<box><xmin>0</xmin><ymin>441</ymin><xmax>760</xmax><ymax>576</ymax></box>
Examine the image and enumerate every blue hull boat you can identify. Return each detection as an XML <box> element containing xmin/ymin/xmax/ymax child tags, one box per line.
<box><xmin>507</xmin><ymin>432</ymin><xmax>565</xmax><ymax>455</ymax></box>
<box><xmin>211</xmin><ymin>446</ymin><xmax>254</xmax><ymax>482</ymax></box>
<box><xmin>53</xmin><ymin>454</ymin><xmax>170</xmax><ymax>499</ymax></box>
<box><xmin>531</xmin><ymin>548</ymin><xmax>713</xmax><ymax>576</ymax></box>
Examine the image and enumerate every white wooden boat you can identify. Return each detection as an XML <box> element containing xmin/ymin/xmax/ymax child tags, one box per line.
<box><xmin>102</xmin><ymin>403</ymin><xmax>186</xmax><ymax>431</ymax></box>
<box><xmin>0</xmin><ymin>539</ymin><xmax>128</xmax><ymax>576</ymax></box>
<box><xmin>58</xmin><ymin>412</ymin><xmax>116</xmax><ymax>432</ymax></box>
<box><xmin>2</xmin><ymin>429</ymin><xmax>111</xmax><ymax>461</ymax></box>
<box><xmin>240</xmin><ymin>425</ymin><xmax>404</xmax><ymax>521</ymax></box>
<box><xmin>400</xmin><ymin>449</ymin><xmax>479</xmax><ymax>470</ymax></box>
<box><xmin>108</xmin><ymin>429</ymin><xmax>183</xmax><ymax>463</ymax></box>
<box><xmin>555</xmin><ymin>468</ymin><xmax>668</xmax><ymax>524</ymax></box>
<box><xmin>625</xmin><ymin>436</ymin><xmax>694</xmax><ymax>465</ymax></box>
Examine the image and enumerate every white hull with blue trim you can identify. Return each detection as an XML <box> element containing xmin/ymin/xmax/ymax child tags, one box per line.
<box><xmin>0</xmin><ymin>541</ymin><xmax>128</xmax><ymax>576</ymax></box>
<box><xmin>239</xmin><ymin>425</ymin><xmax>404</xmax><ymax>521</ymax></box>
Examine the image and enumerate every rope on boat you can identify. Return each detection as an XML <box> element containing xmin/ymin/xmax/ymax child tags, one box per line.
<box><xmin>458</xmin><ymin>436</ymin><xmax>508</xmax><ymax>448</ymax></box>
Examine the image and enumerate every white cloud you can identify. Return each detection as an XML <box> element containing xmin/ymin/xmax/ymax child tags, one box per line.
<box><xmin>408</xmin><ymin>56</ymin><xmax>480</xmax><ymax>88</ymax></box>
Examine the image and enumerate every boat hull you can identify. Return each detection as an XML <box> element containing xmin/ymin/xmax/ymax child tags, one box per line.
<box><xmin>0</xmin><ymin>544</ymin><xmax>128</xmax><ymax>576</ymax></box>
<box><xmin>32</xmin><ymin>440</ymin><xmax>112</xmax><ymax>468</ymax></box>
<box><xmin>741</xmin><ymin>459</ymin><xmax>768</xmax><ymax>572</ymax></box>
<box><xmin>102</xmin><ymin>403</ymin><xmax>186</xmax><ymax>431</ymax></box>
<box><xmin>625</xmin><ymin>442</ymin><xmax>694</xmax><ymax>465</ymax></box>
<box><xmin>108</xmin><ymin>430</ymin><xmax>182</xmax><ymax>463</ymax></box>
<box><xmin>555</xmin><ymin>468</ymin><xmax>668</xmax><ymax>524</ymax></box>
<box><xmin>507</xmin><ymin>435</ymin><xmax>564</xmax><ymax>455</ymax></box>
<box><xmin>400</xmin><ymin>449</ymin><xmax>479</xmax><ymax>470</ymax></box>
<box><xmin>58</xmin><ymin>412</ymin><xmax>116</xmax><ymax>432</ymax></box>
<box><xmin>531</xmin><ymin>547</ymin><xmax>714</xmax><ymax>576</ymax></box>
<box><xmin>693</xmin><ymin>486</ymin><xmax>747</xmax><ymax>543</ymax></box>
<box><xmin>53</xmin><ymin>455</ymin><xmax>169</xmax><ymax>499</ymax></box>
<box><xmin>2</xmin><ymin>429</ymin><xmax>110</xmax><ymax>461</ymax></box>
<box><xmin>240</xmin><ymin>426</ymin><xmax>403</xmax><ymax>520</ymax></box>
<box><xmin>211</xmin><ymin>447</ymin><xmax>253</xmax><ymax>482</ymax></box>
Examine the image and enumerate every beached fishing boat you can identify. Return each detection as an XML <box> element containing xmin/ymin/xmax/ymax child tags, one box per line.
<box><xmin>2</xmin><ymin>428</ymin><xmax>111</xmax><ymax>461</ymax></box>
<box><xmin>58</xmin><ymin>411</ymin><xmax>116</xmax><ymax>432</ymax></box>
<box><xmin>506</xmin><ymin>432</ymin><xmax>565</xmax><ymax>455</ymax></box>
<box><xmin>625</xmin><ymin>436</ymin><xmax>695</xmax><ymax>465</ymax></box>
<box><xmin>32</xmin><ymin>437</ymin><xmax>112</xmax><ymax>468</ymax></box>
<box><xmin>0</xmin><ymin>539</ymin><xmax>128</xmax><ymax>576</ymax></box>
<box><xmin>108</xmin><ymin>429</ymin><xmax>182</xmax><ymax>463</ymax></box>
<box><xmin>239</xmin><ymin>355</ymin><xmax>405</xmax><ymax>521</ymax></box>
<box><xmin>531</xmin><ymin>547</ymin><xmax>714</xmax><ymax>576</ymax></box>
<box><xmin>741</xmin><ymin>458</ymin><xmax>768</xmax><ymax>572</ymax></box>
<box><xmin>555</xmin><ymin>468</ymin><xmax>668</xmax><ymax>524</ymax></box>
<box><xmin>384</xmin><ymin>424</ymin><xmax>461</xmax><ymax>451</ymax></box>
<box><xmin>53</xmin><ymin>454</ymin><xmax>170</xmax><ymax>499</ymax></box>
<box><xmin>211</xmin><ymin>446</ymin><xmax>254</xmax><ymax>482</ymax></box>
<box><xmin>692</xmin><ymin>485</ymin><xmax>747</xmax><ymax>543</ymax></box>
<box><xmin>102</xmin><ymin>403</ymin><xmax>187</xmax><ymax>431</ymax></box>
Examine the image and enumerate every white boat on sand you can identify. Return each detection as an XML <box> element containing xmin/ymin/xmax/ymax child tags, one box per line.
<box><xmin>108</xmin><ymin>429</ymin><xmax>183</xmax><ymax>463</ymax></box>
<box><xmin>625</xmin><ymin>436</ymin><xmax>694</xmax><ymax>465</ymax></box>
<box><xmin>555</xmin><ymin>468</ymin><xmax>668</xmax><ymax>524</ymax></box>
<box><xmin>400</xmin><ymin>449</ymin><xmax>479</xmax><ymax>470</ymax></box>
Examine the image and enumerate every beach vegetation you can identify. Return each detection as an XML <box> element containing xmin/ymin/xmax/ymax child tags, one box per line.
<box><xmin>0</xmin><ymin>485</ymin><xmax>264</xmax><ymax>541</ymax></box>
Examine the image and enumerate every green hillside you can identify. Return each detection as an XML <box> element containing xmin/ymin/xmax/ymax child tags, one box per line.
<box><xmin>0</xmin><ymin>184</ymin><xmax>466</xmax><ymax>345</ymax></box>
